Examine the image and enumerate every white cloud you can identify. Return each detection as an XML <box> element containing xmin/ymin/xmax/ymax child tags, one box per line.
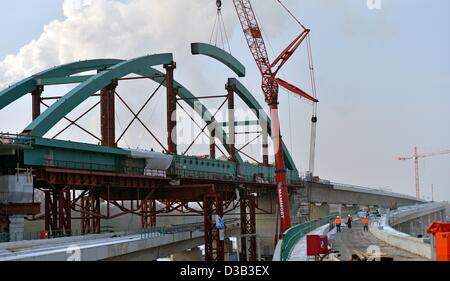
<box><xmin>0</xmin><ymin>0</ymin><xmax>237</xmax><ymax>89</ymax></box>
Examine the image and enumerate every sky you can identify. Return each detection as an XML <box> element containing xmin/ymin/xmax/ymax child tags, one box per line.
<box><xmin>0</xmin><ymin>0</ymin><xmax>449</xmax><ymax>201</ymax></box>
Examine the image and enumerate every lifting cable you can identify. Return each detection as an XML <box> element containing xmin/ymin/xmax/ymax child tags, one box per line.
<box><xmin>209</xmin><ymin>0</ymin><xmax>232</xmax><ymax>53</ymax></box>
<box><xmin>276</xmin><ymin>0</ymin><xmax>307</xmax><ymax>30</ymax></box>
<box><xmin>306</xmin><ymin>34</ymin><xmax>319</xmax><ymax>117</ymax></box>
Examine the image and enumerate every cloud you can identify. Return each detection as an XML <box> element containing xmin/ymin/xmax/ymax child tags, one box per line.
<box><xmin>0</xmin><ymin>0</ymin><xmax>239</xmax><ymax>89</ymax></box>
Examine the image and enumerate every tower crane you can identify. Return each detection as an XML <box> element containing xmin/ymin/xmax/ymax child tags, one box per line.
<box><xmin>223</xmin><ymin>0</ymin><xmax>319</xmax><ymax>236</ymax></box>
<box><xmin>398</xmin><ymin>147</ymin><xmax>450</xmax><ymax>199</ymax></box>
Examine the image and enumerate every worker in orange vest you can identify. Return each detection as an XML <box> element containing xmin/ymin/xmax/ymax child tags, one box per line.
<box><xmin>335</xmin><ymin>216</ymin><xmax>342</xmax><ymax>232</ymax></box>
<box><xmin>362</xmin><ymin>216</ymin><xmax>369</xmax><ymax>232</ymax></box>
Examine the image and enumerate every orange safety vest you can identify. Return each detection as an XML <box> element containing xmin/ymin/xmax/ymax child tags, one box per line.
<box><xmin>335</xmin><ymin>218</ymin><xmax>341</xmax><ymax>225</ymax></box>
<box><xmin>362</xmin><ymin>218</ymin><xmax>369</xmax><ymax>224</ymax></box>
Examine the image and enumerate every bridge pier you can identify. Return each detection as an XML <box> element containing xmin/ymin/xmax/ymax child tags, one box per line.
<box><xmin>340</xmin><ymin>204</ymin><xmax>360</xmax><ymax>216</ymax></box>
<box><xmin>309</xmin><ymin>203</ymin><xmax>330</xmax><ymax>220</ymax></box>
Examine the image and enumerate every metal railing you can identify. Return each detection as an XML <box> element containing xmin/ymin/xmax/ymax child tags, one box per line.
<box><xmin>169</xmin><ymin>167</ymin><xmax>301</xmax><ymax>185</ymax></box>
<box><xmin>276</xmin><ymin>214</ymin><xmax>338</xmax><ymax>261</ymax></box>
<box><xmin>0</xmin><ymin>133</ymin><xmax>33</xmax><ymax>147</ymax></box>
<box><xmin>388</xmin><ymin>202</ymin><xmax>447</xmax><ymax>226</ymax></box>
<box><xmin>330</xmin><ymin>181</ymin><xmax>423</xmax><ymax>201</ymax></box>
<box><xmin>43</xmin><ymin>158</ymin><xmax>167</xmax><ymax>176</ymax></box>
<box><xmin>0</xmin><ymin>219</ymin><xmax>240</xmax><ymax>243</ymax></box>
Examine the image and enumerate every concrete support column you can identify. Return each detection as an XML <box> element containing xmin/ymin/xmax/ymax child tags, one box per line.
<box><xmin>309</xmin><ymin>203</ymin><xmax>330</xmax><ymax>220</ymax></box>
<box><xmin>340</xmin><ymin>205</ymin><xmax>359</xmax><ymax>216</ymax></box>
<box><xmin>32</xmin><ymin>86</ymin><xmax>44</xmax><ymax>120</ymax></box>
<box><xmin>164</xmin><ymin>62</ymin><xmax>177</xmax><ymax>154</ymax></box>
<box><xmin>255</xmin><ymin>193</ymin><xmax>277</xmax><ymax>260</ymax></box>
<box><xmin>8</xmin><ymin>215</ymin><xmax>25</xmax><ymax>242</ymax></box>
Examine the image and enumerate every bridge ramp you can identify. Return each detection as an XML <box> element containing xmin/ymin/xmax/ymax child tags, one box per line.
<box><xmin>329</xmin><ymin>220</ymin><xmax>428</xmax><ymax>261</ymax></box>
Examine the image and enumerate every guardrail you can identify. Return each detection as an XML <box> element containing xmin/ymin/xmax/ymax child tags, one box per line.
<box><xmin>0</xmin><ymin>218</ymin><xmax>240</xmax><ymax>243</ymax></box>
<box><xmin>388</xmin><ymin>202</ymin><xmax>447</xmax><ymax>226</ymax></box>
<box><xmin>0</xmin><ymin>133</ymin><xmax>33</xmax><ymax>147</ymax></box>
<box><xmin>169</xmin><ymin>168</ymin><xmax>302</xmax><ymax>185</ymax></box>
<box><xmin>331</xmin><ymin>181</ymin><xmax>424</xmax><ymax>201</ymax></box>
<box><xmin>274</xmin><ymin>214</ymin><xmax>337</xmax><ymax>261</ymax></box>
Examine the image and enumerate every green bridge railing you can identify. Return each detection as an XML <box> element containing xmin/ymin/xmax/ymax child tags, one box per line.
<box><xmin>273</xmin><ymin>214</ymin><xmax>337</xmax><ymax>261</ymax></box>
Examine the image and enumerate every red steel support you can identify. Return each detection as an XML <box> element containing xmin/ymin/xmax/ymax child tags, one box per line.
<box><xmin>210</xmin><ymin>128</ymin><xmax>216</xmax><ymax>159</ymax></box>
<box><xmin>203</xmin><ymin>192</ymin><xmax>224</xmax><ymax>261</ymax></box>
<box><xmin>81</xmin><ymin>191</ymin><xmax>101</xmax><ymax>234</ymax></box>
<box><xmin>100</xmin><ymin>80</ymin><xmax>118</xmax><ymax>147</ymax></box>
<box><xmin>240</xmin><ymin>192</ymin><xmax>257</xmax><ymax>261</ymax></box>
<box><xmin>165</xmin><ymin>62</ymin><xmax>177</xmax><ymax>154</ymax></box>
<box><xmin>226</xmin><ymin>83</ymin><xmax>236</xmax><ymax>162</ymax></box>
<box><xmin>44</xmin><ymin>188</ymin><xmax>71</xmax><ymax>237</ymax></box>
<box><xmin>141</xmin><ymin>199</ymin><xmax>157</xmax><ymax>228</ymax></box>
<box><xmin>32</xmin><ymin>86</ymin><xmax>44</xmax><ymax>120</ymax></box>
<box><xmin>261</xmin><ymin>118</ymin><xmax>269</xmax><ymax>166</ymax></box>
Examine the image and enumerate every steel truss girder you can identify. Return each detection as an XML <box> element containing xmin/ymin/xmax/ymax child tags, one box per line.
<box><xmin>203</xmin><ymin>192</ymin><xmax>224</xmax><ymax>261</ymax></box>
<box><xmin>80</xmin><ymin>191</ymin><xmax>101</xmax><ymax>234</ymax></box>
<box><xmin>240</xmin><ymin>191</ymin><xmax>257</xmax><ymax>261</ymax></box>
<box><xmin>44</xmin><ymin>187</ymin><xmax>72</xmax><ymax>237</ymax></box>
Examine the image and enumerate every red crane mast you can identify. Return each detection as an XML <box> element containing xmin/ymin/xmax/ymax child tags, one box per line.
<box><xmin>399</xmin><ymin>147</ymin><xmax>450</xmax><ymax>199</ymax></box>
<box><xmin>231</xmin><ymin>0</ymin><xmax>319</xmax><ymax>235</ymax></box>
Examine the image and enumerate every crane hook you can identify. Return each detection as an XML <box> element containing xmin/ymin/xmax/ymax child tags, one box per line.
<box><xmin>216</xmin><ymin>0</ymin><xmax>222</xmax><ymax>9</ymax></box>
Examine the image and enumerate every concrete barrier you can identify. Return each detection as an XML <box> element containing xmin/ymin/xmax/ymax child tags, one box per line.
<box><xmin>370</xmin><ymin>222</ymin><xmax>432</xmax><ymax>259</ymax></box>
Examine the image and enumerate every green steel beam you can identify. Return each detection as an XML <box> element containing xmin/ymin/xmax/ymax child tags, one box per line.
<box><xmin>24</xmin><ymin>54</ymin><xmax>173</xmax><ymax>137</ymax></box>
<box><xmin>36</xmin><ymin>75</ymin><xmax>95</xmax><ymax>86</ymax></box>
<box><xmin>188</xmin><ymin>42</ymin><xmax>295</xmax><ymax>170</ymax></box>
<box><xmin>229</xmin><ymin>78</ymin><xmax>296</xmax><ymax>170</ymax></box>
<box><xmin>0</xmin><ymin>59</ymin><xmax>122</xmax><ymax>110</ymax></box>
<box><xmin>33</xmin><ymin>137</ymin><xmax>130</xmax><ymax>156</ymax></box>
<box><xmin>191</xmin><ymin>43</ymin><xmax>246</xmax><ymax>77</ymax></box>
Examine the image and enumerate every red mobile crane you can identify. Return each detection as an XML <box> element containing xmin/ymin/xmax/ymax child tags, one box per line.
<box><xmin>227</xmin><ymin>0</ymin><xmax>319</xmax><ymax>235</ymax></box>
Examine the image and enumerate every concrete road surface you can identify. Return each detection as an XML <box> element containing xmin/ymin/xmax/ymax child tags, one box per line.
<box><xmin>329</xmin><ymin>220</ymin><xmax>429</xmax><ymax>261</ymax></box>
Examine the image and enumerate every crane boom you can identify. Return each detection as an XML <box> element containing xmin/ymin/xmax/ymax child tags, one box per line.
<box><xmin>398</xmin><ymin>147</ymin><xmax>450</xmax><ymax>199</ymax></box>
<box><xmin>231</xmin><ymin>0</ymin><xmax>318</xmax><ymax>236</ymax></box>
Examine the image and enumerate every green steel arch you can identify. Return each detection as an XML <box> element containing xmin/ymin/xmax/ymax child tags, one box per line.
<box><xmin>191</xmin><ymin>43</ymin><xmax>246</xmax><ymax>77</ymax></box>
<box><xmin>0</xmin><ymin>59</ymin><xmax>122</xmax><ymax>110</ymax></box>
<box><xmin>24</xmin><ymin>54</ymin><xmax>173</xmax><ymax>136</ymax></box>
<box><xmin>190</xmin><ymin>43</ymin><xmax>296</xmax><ymax>170</ymax></box>
<box><xmin>17</xmin><ymin>54</ymin><xmax>242</xmax><ymax>162</ymax></box>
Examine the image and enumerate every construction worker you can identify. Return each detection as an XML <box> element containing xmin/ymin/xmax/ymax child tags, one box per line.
<box><xmin>347</xmin><ymin>214</ymin><xmax>353</xmax><ymax>229</ymax></box>
<box><xmin>362</xmin><ymin>216</ymin><xmax>369</xmax><ymax>232</ymax></box>
<box><xmin>335</xmin><ymin>216</ymin><xmax>342</xmax><ymax>232</ymax></box>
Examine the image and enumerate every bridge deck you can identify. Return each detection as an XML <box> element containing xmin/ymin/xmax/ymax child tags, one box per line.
<box><xmin>329</xmin><ymin>220</ymin><xmax>428</xmax><ymax>261</ymax></box>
